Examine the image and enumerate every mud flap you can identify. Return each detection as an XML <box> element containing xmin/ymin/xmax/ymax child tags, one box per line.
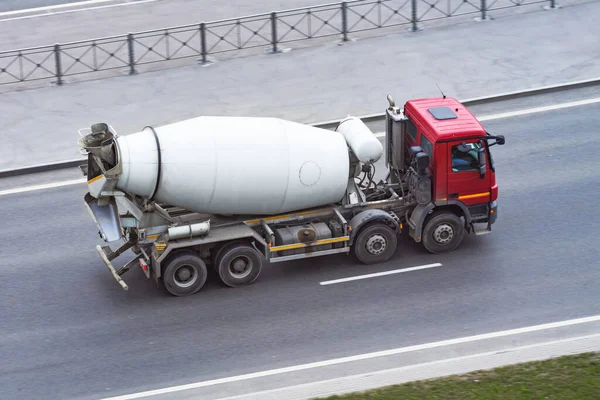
<box><xmin>407</xmin><ymin>203</ymin><xmax>435</xmax><ymax>242</ymax></box>
<box><xmin>84</xmin><ymin>192</ymin><xmax>122</xmax><ymax>242</ymax></box>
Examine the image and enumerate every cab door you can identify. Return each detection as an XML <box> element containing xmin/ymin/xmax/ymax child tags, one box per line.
<box><xmin>446</xmin><ymin>139</ymin><xmax>491</xmax><ymax>206</ymax></box>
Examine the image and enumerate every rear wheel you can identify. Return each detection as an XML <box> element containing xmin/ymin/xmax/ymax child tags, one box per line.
<box><xmin>216</xmin><ymin>242</ymin><xmax>263</xmax><ymax>288</ymax></box>
<box><xmin>352</xmin><ymin>222</ymin><xmax>398</xmax><ymax>265</ymax></box>
<box><xmin>162</xmin><ymin>251</ymin><xmax>208</xmax><ymax>296</ymax></box>
<box><xmin>421</xmin><ymin>211</ymin><xmax>465</xmax><ymax>254</ymax></box>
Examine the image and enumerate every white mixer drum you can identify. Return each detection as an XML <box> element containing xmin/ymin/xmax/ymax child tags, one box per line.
<box><xmin>115</xmin><ymin>116</ymin><xmax>351</xmax><ymax>215</ymax></box>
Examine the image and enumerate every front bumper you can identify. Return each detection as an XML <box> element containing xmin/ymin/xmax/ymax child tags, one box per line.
<box><xmin>489</xmin><ymin>200</ymin><xmax>498</xmax><ymax>225</ymax></box>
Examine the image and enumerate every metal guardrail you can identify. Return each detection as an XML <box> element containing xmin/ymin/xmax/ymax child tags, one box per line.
<box><xmin>0</xmin><ymin>0</ymin><xmax>556</xmax><ymax>87</ymax></box>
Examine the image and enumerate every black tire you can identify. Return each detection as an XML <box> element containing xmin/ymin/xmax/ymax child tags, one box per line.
<box><xmin>421</xmin><ymin>211</ymin><xmax>465</xmax><ymax>254</ymax></box>
<box><xmin>162</xmin><ymin>251</ymin><xmax>208</xmax><ymax>297</ymax></box>
<box><xmin>215</xmin><ymin>242</ymin><xmax>263</xmax><ymax>288</ymax></box>
<box><xmin>210</xmin><ymin>243</ymin><xmax>227</xmax><ymax>272</ymax></box>
<box><xmin>211</xmin><ymin>240</ymin><xmax>246</xmax><ymax>272</ymax></box>
<box><xmin>352</xmin><ymin>222</ymin><xmax>398</xmax><ymax>265</ymax></box>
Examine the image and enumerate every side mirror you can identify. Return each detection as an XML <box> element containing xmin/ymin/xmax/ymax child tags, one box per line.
<box><xmin>415</xmin><ymin>152</ymin><xmax>430</xmax><ymax>175</ymax></box>
<box><xmin>485</xmin><ymin>132</ymin><xmax>505</xmax><ymax>146</ymax></box>
<box><xmin>478</xmin><ymin>146</ymin><xmax>486</xmax><ymax>178</ymax></box>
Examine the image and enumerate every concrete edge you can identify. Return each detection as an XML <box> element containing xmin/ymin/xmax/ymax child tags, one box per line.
<box><xmin>0</xmin><ymin>158</ymin><xmax>85</xmax><ymax>178</ymax></box>
<box><xmin>216</xmin><ymin>333</ymin><xmax>600</xmax><ymax>400</ymax></box>
<box><xmin>2</xmin><ymin>76</ymin><xmax>600</xmax><ymax>179</ymax></box>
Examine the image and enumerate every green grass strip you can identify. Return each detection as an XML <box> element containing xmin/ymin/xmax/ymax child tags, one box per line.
<box><xmin>314</xmin><ymin>352</ymin><xmax>600</xmax><ymax>400</ymax></box>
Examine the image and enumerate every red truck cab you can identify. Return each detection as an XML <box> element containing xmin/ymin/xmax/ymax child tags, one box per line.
<box><xmin>387</xmin><ymin>96</ymin><xmax>505</xmax><ymax>253</ymax></box>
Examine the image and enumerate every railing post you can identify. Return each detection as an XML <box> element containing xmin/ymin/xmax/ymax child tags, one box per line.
<box><xmin>550</xmin><ymin>0</ymin><xmax>556</xmax><ymax>8</ymax></box>
<box><xmin>200</xmin><ymin>23</ymin><xmax>207</xmax><ymax>64</ymax></box>
<box><xmin>271</xmin><ymin>12</ymin><xmax>279</xmax><ymax>53</ymax></box>
<box><xmin>411</xmin><ymin>0</ymin><xmax>419</xmax><ymax>32</ymax></box>
<box><xmin>481</xmin><ymin>0</ymin><xmax>487</xmax><ymax>20</ymax></box>
<box><xmin>54</xmin><ymin>43</ymin><xmax>63</xmax><ymax>85</ymax></box>
<box><xmin>127</xmin><ymin>33</ymin><xmax>137</xmax><ymax>75</ymax></box>
<box><xmin>342</xmin><ymin>2</ymin><xmax>348</xmax><ymax>42</ymax></box>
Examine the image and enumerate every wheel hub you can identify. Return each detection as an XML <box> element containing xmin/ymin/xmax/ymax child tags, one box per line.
<box><xmin>229</xmin><ymin>256</ymin><xmax>252</xmax><ymax>279</ymax></box>
<box><xmin>174</xmin><ymin>264</ymin><xmax>198</xmax><ymax>288</ymax></box>
<box><xmin>433</xmin><ymin>223</ymin><xmax>454</xmax><ymax>244</ymax></box>
<box><xmin>366</xmin><ymin>234</ymin><xmax>387</xmax><ymax>255</ymax></box>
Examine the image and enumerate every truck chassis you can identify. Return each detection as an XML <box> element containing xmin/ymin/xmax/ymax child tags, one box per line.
<box><xmin>89</xmin><ymin>165</ymin><xmax>487</xmax><ymax>297</ymax></box>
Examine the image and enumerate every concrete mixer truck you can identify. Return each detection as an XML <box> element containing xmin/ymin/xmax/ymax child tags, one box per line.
<box><xmin>77</xmin><ymin>94</ymin><xmax>505</xmax><ymax>296</ymax></box>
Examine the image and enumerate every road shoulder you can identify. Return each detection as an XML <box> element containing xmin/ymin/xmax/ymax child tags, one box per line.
<box><xmin>101</xmin><ymin>317</ymin><xmax>600</xmax><ymax>400</ymax></box>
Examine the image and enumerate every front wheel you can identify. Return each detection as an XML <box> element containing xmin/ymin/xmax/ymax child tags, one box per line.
<box><xmin>421</xmin><ymin>211</ymin><xmax>465</xmax><ymax>254</ymax></box>
<box><xmin>162</xmin><ymin>252</ymin><xmax>208</xmax><ymax>297</ymax></box>
<box><xmin>352</xmin><ymin>222</ymin><xmax>398</xmax><ymax>265</ymax></box>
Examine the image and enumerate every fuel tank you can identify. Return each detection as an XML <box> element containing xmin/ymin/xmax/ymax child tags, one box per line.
<box><xmin>107</xmin><ymin>116</ymin><xmax>351</xmax><ymax>215</ymax></box>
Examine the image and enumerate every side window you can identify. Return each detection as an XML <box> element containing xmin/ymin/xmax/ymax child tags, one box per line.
<box><xmin>451</xmin><ymin>142</ymin><xmax>480</xmax><ymax>172</ymax></box>
<box><xmin>420</xmin><ymin>135</ymin><xmax>433</xmax><ymax>157</ymax></box>
<box><xmin>406</xmin><ymin>119</ymin><xmax>417</xmax><ymax>141</ymax></box>
<box><xmin>488</xmin><ymin>146</ymin><xmax>495</xmax><ymax>171</ymax></box>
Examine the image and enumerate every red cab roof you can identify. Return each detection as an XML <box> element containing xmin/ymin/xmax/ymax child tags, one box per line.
<box><xmin>404</xmin><ymin>97</ymin><xmax>485</xmax><ymax>141</ymax></box>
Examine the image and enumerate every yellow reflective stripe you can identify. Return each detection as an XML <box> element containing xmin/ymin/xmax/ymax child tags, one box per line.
<box><xmin>296</xmin><ymin>208</ymin><xmax>332</xmax><ymax>216</ymax></box>
<box><xmin>87</xmin><ymin>174</ymin><xmax>103</xmax><ymax>184</ymax></box>
<box><xmin>245</xmin><ymin>208</ymin><xmax>333</xmax><ymax>224</ymax></box>
<box><xmin>270</xmin><ymin>236</ymin><xmax>349</xmax><ymax>252</ymax></box>
<box><xmin>458</xmin><ymin>192</ymin><xmax>489</xmax><ymax>200</ymax></box>
<box><xmin>245</xmin><ymin>214</ymin><xmax>292</xmax><ymax>224</ymax></box>
<box><xmin>147</xmin><ymin>234</ymin><xmax>159</xmax><ymax>240</ymax></box>
<box><xmin>437</xmin><ymin>192</ymin><xmax>489</xmax><ymax>202</ymax></box>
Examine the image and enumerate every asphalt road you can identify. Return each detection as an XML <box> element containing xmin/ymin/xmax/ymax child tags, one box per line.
<box><xmin>1</xmin><ymin>99</ymin><xmax>599</xmax><ymax>400</ymax></box>
<box><xmin>0</xmin><ymin>0</ymin><xmax>79</xmax><ymax>13</ymax></box>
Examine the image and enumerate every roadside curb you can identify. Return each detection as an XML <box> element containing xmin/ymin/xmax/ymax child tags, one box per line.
<box><xmin>0</xmin><ymin>158</ymin><xmax>85</xmax><ymax>178</ymax></box>
<box><xmin>216</xmin><ymin>334</ymin><xmax>600</xmax><ymax>400</ymax></box>
<box><xmin>2</xmin><ymin>76</ymin><xmax>600</xmax><ymax>179</ymax></box>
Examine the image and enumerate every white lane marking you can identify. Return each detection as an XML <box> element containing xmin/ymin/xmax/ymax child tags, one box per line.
<box><xmin>1</xmin><ymin>0</ymin><xmax>131</xmax><ymax>15</ymax></box>
<box><xmin>0</xmin><ymin>178</ymin><xmax>86</xmax><ymax>196</ymax></box>
<box><xmin>319</xmin><ymin>263</ymin><xmax>442</xmax><ymax>286</ymax></box>
<box><xmin>373</xmin><ymin>96</ymin><xmax>600</xmax><ymax>138</ymax></box>
<box><xmin>100</xmin><ymin>314</ymin><xmax>600</xmax><ymax>400</ymax></box>
<box><xmin>0</xmin><ymin>0</ymin><xmax>157</xmax><ymax>21</ymax></box>
<box><xmin>215</xmin><ymin>332</ymin><xmax>600</xmax><ymax>400</ymax></box>
<box><xmin>477</xmin><ymin>97</ymin><xmax>600</xmax><ymax>122</ymax></box>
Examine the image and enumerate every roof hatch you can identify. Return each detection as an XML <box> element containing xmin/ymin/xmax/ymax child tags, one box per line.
<box><xmin>427</xmin><ymin>106</ymin><xmax>457</xmax><ymax>120</ymax></box>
